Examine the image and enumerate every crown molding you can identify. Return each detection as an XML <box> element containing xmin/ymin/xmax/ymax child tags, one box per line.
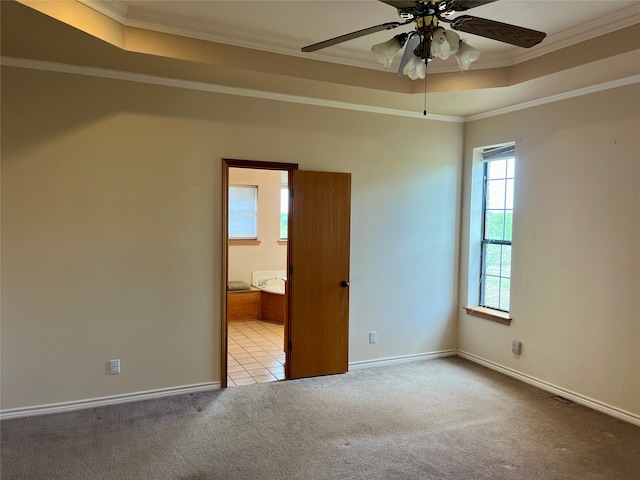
<box><xmin>76</xmin><ymin>1</ymin><xmax>640</xmax><ymax>75</ymax></box>
<box><xmin>508</xmin><ymin>3</ymin><xmax>640</xmax><ymax>66</ymax></box>
<box><xmin>3</xmin><ymin>56</ymin><xmax>637</xmax><ymax>124</ymax></box>
<box><xmin>0</xmin><ymin>56</ymin><xmax>464</xmax><ymax>123</ymax></box>
<box><xmin>466</xmin><ymin>75</ymin><xmax>640</xmax><ymax>122</ymax></box>
<box><xmin>77</xmin><ymin>0</ymin><xmax>128</xmax><ymax>19</ymax></box>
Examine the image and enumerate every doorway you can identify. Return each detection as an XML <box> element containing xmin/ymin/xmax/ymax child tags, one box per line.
<box><xmin>226</xmin><ymin>165</ymin><xmax>292</xmax><ymax>385</ymax></box>
<box><xmin>222</xmin><ymin>159</ymin><xmax>298</xmax><ymax>388</ymax></box>
<box><xmin>222</xmin><ymin>160</ymin><xmax>352</xmax><ymax>388</ymax></box>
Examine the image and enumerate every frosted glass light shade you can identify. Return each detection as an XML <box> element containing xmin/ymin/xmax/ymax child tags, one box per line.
<box><xmin>431</xmin><ymin>28</ymin><xmax>460</xmax><ymax>60</ymax></box>
<box><xmin>371</xmin><ymin>37</ymin><xmax>403</xmax><ymax>68</ymax></box>
<box><xmin>402</xmin><ymin>55</ymin><xmax>427</xmax><ymax>80</ymax></box>
<box><xmin>454</xmin><ymin>41</ymin><xmax>481</xmax><ymax>71</ymax></box>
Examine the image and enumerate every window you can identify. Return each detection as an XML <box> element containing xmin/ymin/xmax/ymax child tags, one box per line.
<box><xmin>280</xmin><ymin>188</ymin><xmax>288</xmax><ymax>240</ymax></box>
<box><xmin>229</xmin><ymin>185</ymin><xmax>258</xmax><ymax>239</ymax></box>
<box><xmin>480</xmin><ymin>146</ymin><xmax>515</xmax><ymax>312</ymax></box>
<box><xmin>279</xmin><ymin>171</ymin><xmax>289</xmax><ymax>241</ymax></box>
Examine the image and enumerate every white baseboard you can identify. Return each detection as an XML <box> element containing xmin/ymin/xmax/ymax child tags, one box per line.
<box><xmin>4</xmin><ymin>352</ymin><xmax>637</xmax><ymax>426</ymax></box>
<box><xmin>349</xmin><ymin>349</ymin><xmax>458</xmax><ymax>370</ymax></box>
<box><xmin>0</xmin><ymin>382</ymin><xmax>220</xmax><ymax>420</ymax></box>
<box><xmin>457</xmin><ymin>350</ymin><xmax>640</xmax><ymax>427</ymax></box>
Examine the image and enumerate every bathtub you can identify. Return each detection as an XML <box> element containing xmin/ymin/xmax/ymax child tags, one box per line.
<box><xmin>257</xmin><ymin>279</ymin><xmax>285</xmax><ymax>295</ymax></box>
<box><xmin>251</xmin><ymin>270</ymin><xmax>286</xmax><ymax>324</ymax></box>
<box><xmin>251</xmin><ymin>270</ymin><xmax>286</xmax><ymax>295</ymax></box>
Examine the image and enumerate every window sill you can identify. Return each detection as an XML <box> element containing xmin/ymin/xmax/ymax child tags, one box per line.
<box><xmin>229</xmin><ymin>240</ymin><xmax>261</xmax><ymax>246</ymax></box>
<box><xmin>278</xmin><ymin>240</ymin><xmax>287</xmax><ymax>245</ymax></box>
<box><xmin>463</xmin><ymin>306</ymin><xmax>512</xmax><ymax>325</ymax></box>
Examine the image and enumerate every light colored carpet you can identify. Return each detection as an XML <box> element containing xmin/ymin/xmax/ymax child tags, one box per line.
<box><xmin>1</xmin><ymin>357</ymin><xmax>638</xmax><ymax>479</ymax></box>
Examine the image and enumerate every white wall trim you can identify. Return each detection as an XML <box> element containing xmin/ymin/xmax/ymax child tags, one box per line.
<box><xmin>3</xmin><ymin>353</ymin><xmax>637</xmax><ymax>426</ymax></box>
<box><xmin>77</xmin><ymin>0</ymin><xmax>640</xmax><ymax>75</ymax></box>
<box><xmin>0</xmin><ymin>382</ymin><xmax>220</xmax><ymax>420</ymax></box>
<box><xmin>4</xmin><ymin>56</ymin><xmax>637</xmax><ymax>124</ymax></box>
<box><xmin>0</xmin><ymin>56</ymin><xmax>463</xmax><ymax>123</ymax></box>
<box><xmin>349</xmin><ymin>349</ymin><xmax>458</xmax><ymax>370</ymax></box>
<box><xmin>458</xmin><ymin>350</ymin><xmax>640</xmax><ymax>427</ymax></box>
<box><xmin>77</xmin><ymin>0</ymin><xmax>129</xmax><ymax>19</ymax></box>
<box><xmin>508</xmin><ymin>3</ymin><xmax>640</xmax><ymax>67</ymax></box>
<box><xmin>466</xmin><ymin>75</ymin><xmax>640</xmax><ymax>122</ymax></box>
<box><xmin>0</xmin><ymin>351</ymin><xmax>451</xmax><ymax>419</ymax></box>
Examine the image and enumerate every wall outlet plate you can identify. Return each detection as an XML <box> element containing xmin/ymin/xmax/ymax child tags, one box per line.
<box><xmin>512</xmin><ymin>341</ymin><xmax>522</xmax><ymax>355</ymax></box>
<box><xmin>369</xmin><ymin>331</ymin><xmax>377</xmax><ymax>344</ymax></box>
<box><xmin>109</xmin><ymin>359</ymin><xmax>121</xmax><ymax>375</ymax></box>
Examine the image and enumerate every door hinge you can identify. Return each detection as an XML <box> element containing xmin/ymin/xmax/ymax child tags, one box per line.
<box><xmin>288</xmin><ymin>340</ymin><xmax>292</xmax><ymax>351</ymax></box>
<box><xmin>289</xmin><ymin>189</ymin><xmax>294</xmax><ymax>199</ymax></box>
<box><xmin>289</xmin><ymin>265</ymin><xmax>293</xmax><ymax>276</ymax></box>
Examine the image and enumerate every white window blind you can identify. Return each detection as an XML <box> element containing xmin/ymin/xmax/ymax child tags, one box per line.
<box><xmin>229</xmin><ymin>185</ymin><xmax>258</xmax><ymax>239</ymax></box>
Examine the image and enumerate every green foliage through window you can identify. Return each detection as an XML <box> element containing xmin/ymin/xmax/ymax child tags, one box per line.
<box><xmin>280</xmin><ymin>188</ymin><xmax>288</xmax><ymax>240</ymax></box>
<box><xmin>280</xmin><ymin>212</ymin><xmax>288</xmax><ymax>239</ymax></box>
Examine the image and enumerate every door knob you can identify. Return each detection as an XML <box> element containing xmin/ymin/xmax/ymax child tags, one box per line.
<box><xmin>341</xmin><ymin>280</ymin><xmax>350</xmax><ymax>288</ymax></box>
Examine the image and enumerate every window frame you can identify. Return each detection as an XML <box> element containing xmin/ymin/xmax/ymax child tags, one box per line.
<box><xmin>479</xmin><ymin>159</ymin><xmax>514</xmax><ymax>312</ymax></box>
<box><xmin>464</xmin><ymin>143</ymin><xmax>515</xmax><ymax>325</ymax></box>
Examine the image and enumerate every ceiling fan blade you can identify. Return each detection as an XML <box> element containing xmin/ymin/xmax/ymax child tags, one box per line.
<box><xmin>451</xmin><ymin>15</ymin><xmax>546</xmax><ymax>48</ymax></box>
<box><xmin>448</xmin><ymin>0</ymin><xmax>500</xmax><ymax>12</ymax></box>
<box><xmin>397</xmin><ymin>34</ymin><xmax>421</xmax><ymax>75</ymax></box>
<box><xmin>302</xmin><ymin>22</ymin><xmax>406</xmax><ymax>52</ymax></box>
<box><xmin>378</xmin><ymin>1</ymin><xmax>419</xmax><ymax>9</ymax></box>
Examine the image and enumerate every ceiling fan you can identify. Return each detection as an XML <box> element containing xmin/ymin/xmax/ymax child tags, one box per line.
<box><xmin>301</xmin><ymin>0</ymin><xmax>546</xmax><ymax>79</ymax></box>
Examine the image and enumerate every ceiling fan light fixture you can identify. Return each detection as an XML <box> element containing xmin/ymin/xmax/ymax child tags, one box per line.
<box><xmin>402</xmin><ymin>55</ymin><xmax>427</xmax><ymax>80</ymax></box>
<box><xmin>303</xmin><ymin>0</ymin><xmax>546</xmax><ymax>82</ymax></box>
<box><xmin>371</xmin><ymin>33</ymin><xmax>409</xmax><ymax>68</ymax></box>
<box><xmin>454</xmin><ymin>41</ymin><xmax>481</xmax><ymax>71</ymax></box>
<box><xmin>430</xmin><ymin>27</ymin><xmax>460</xmax><ymax>60</ymax></box>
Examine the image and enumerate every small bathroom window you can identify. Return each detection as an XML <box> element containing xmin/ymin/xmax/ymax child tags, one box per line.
<box><xmin>280</xmin><ymin>171</ymin><xmax>289</xmax><ymax>240</ymax></box>
<box><xmin>229</xmin><ymin>185</ymin><xmax>258</xmax><ymax>239</ymax></box>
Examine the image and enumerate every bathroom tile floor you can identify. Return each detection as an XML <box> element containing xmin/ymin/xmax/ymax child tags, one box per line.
<box><xmin>227</xmin><ymin>320</ymin><xmax>285</xmax><ymax>386</ymax></box>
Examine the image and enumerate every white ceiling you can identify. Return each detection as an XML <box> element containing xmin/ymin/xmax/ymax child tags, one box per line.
<box><xmin>102</xmin><ymin>0</ymin><xmax>639</xmax><ymax>72</ymax></box>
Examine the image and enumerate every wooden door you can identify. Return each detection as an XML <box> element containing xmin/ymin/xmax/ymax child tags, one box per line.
<box><xmin>287</xmin><ymin>171</ymin><xmax>351</xmax><ymax>379</ymax></box>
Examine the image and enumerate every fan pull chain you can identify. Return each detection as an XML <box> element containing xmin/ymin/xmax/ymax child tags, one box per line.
<box><xmin>423</xmin><ymin>63</ymin><xmax>428</xmax><ymax>116</ymax></box>
<box><xmin>422</xmin><ymin>32</ymin><xmax>430</xmax><ymax>117</ymax></box>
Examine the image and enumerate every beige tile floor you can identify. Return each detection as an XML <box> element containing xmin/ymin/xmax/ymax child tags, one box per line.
<box><xmin>227</xmin><ymin>320</ymin><xmax>285</xmax><ymax>386</ymax></box>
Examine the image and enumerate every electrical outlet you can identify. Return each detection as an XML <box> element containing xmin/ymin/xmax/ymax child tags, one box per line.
<box><xmin>109</xmin><ymin>359</ymin><xmax>121</xmax><ymax>375</ymax></box>
<box><xmin>369</xmin><ymin>331</ymin><xmax>377</xmax><ymax>344</ymax></box>
<box><xmin>512</xmin><ymin>341</ymin><xmax>522</xmax><ymax>356</ymax></box>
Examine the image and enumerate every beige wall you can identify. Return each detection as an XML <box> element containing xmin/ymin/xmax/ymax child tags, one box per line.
<box><xmin>459</xmin><ymin>84</ymin><xmax>640</xmax><ymax>416</ymax></box>
<box><xmin>228</xmin><ymin>168</ymin><xmax>287</xmax><ymax>285</ymax></box>
<box><xmin>1</xmin><ymin>65</ymin><xmax>462</xmax><ymax>409</ymax></box>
